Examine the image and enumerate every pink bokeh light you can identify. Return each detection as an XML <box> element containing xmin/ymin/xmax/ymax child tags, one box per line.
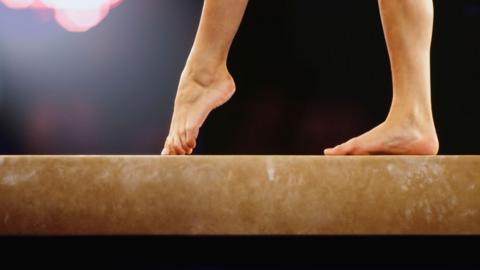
<box><xmin>1</xmin><ymin>0</ymin><xmax>122</xmax><ymax>32</ymax></box>
<box><xmin>1</xmin><ymin>0</ymin><xmax>34</xmax><ymax>9</ymax></box>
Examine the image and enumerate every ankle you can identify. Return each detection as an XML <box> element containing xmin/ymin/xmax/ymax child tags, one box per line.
<box><xmin>182</xmin><ymin>63</ymin><xmax>230</xmax><ymax>87</ymax></box>
<box><xmin>386</xmin><ymin>106</ymin><xmax>435</xmax><ymax>132</ymax></box>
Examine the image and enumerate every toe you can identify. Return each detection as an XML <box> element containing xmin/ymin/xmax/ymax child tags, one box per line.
<box><xmin>172</xmin><ymin>135</ymin><xmax>186</xmax><ymax>155</ymax></box>
<box><xmin>180</xmin><ymin>126</ymin><xmax>197</xmax><ymax>153</ymax></box>
<box><xmin>324</xmin><ymin>148</ymin><xmax>334</xmax><ymax>155</ymax></box>
<box><xmin>162</xmin><ymin>136</ymin><xmax>174</xmax><ymax>155</ymax></box>
<box><xmin>185</xmin><ymin>125</ymin><xmax>199</xmax><ymax>149</ymax></box>
<box><xmin>326</xmin><ymin>144</ymin><xmax>345</xmax><ymax>155</ymax></box>
<box><xmin>344</xmin><ymin>139</ymin><xmax>362</xmax><ymax>155</ymax></box>
<box><xmin>325</xmin><ymin>140</ymin><xmax>356</xmax><ymax>156</ymax></box>
<box><xmin>178</xmin><ymin>129</ymin><xmax>192</xmax><ymax>154</ymax></box>
<box><xmin>337</xmin><ymin>141</ymin><xmax>354</xmax><ymax>155</ymax></box>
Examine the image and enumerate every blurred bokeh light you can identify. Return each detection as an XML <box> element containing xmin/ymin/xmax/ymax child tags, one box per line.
<box><xmin>0</xmin><ymin>0</ymin><xmax>122</xmax><ymax>32</ymax></box>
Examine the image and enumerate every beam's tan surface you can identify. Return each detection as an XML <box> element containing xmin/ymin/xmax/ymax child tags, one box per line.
<box><xmin>0</xmin><ymin>155</ymin><xmax>479</xmax><ymax>235</ymax></box>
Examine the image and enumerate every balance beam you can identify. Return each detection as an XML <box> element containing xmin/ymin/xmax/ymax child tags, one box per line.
<box><xmin>0</xmin><ymin>155</ymin><xmax>479</xmax><ymax>235</ymax></box>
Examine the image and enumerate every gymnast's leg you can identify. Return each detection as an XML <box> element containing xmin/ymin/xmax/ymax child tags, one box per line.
<box><xmin>162</xmin><ymin>0</ymin><xmax>248</xmax><ymax>155</ymax></box>
<box><xmin>325</xmin><ymin>0</ymin><xmax>439</xmax><ymax>155</ymax></box>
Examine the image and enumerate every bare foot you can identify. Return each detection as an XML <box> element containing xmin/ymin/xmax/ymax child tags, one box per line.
<box><xmin>324</xmin><ymin>119</ymin><xmax>439</xmax><ymax>155</ymax></box>
<box><xmin>161</xmin><ymin>67</ymin><xmax>235</xmax><ymax>155</ymax></box>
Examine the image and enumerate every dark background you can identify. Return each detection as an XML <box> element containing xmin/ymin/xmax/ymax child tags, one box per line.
<box><xmin>1</xmin><ymin>0</ymin><xmax>479</xmax><ymax>155</ymax></box>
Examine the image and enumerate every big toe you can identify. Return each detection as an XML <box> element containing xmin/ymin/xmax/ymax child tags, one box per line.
<box><xmin>324</xmin><ymin>148</ymin><xmax>335</xmax><ymax>155</ymax></box>
<box><xmin>324</xmin><ymin>146</ymin><xmax>344</xmax><ymax>156</ymax></box>
<box><xmin>161</xmin><ymin>136</ymin><xmax>174</xmax><ymax>155</ymax></box>
<box><xmin>324</xmin><ymin>140</ymin><xmax>356</xmax><ymax>156</ymax></box>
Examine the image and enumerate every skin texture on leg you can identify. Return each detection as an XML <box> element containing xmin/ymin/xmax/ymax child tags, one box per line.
<box><xmin>162</xmin><ymin>0</ymin><xmax>248</xmax><ymax>155</ymax></box>
<box><xmin>324</xmin><ymin>0</ymin><xmax>439</xmax><ymax>155</ymax></box>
